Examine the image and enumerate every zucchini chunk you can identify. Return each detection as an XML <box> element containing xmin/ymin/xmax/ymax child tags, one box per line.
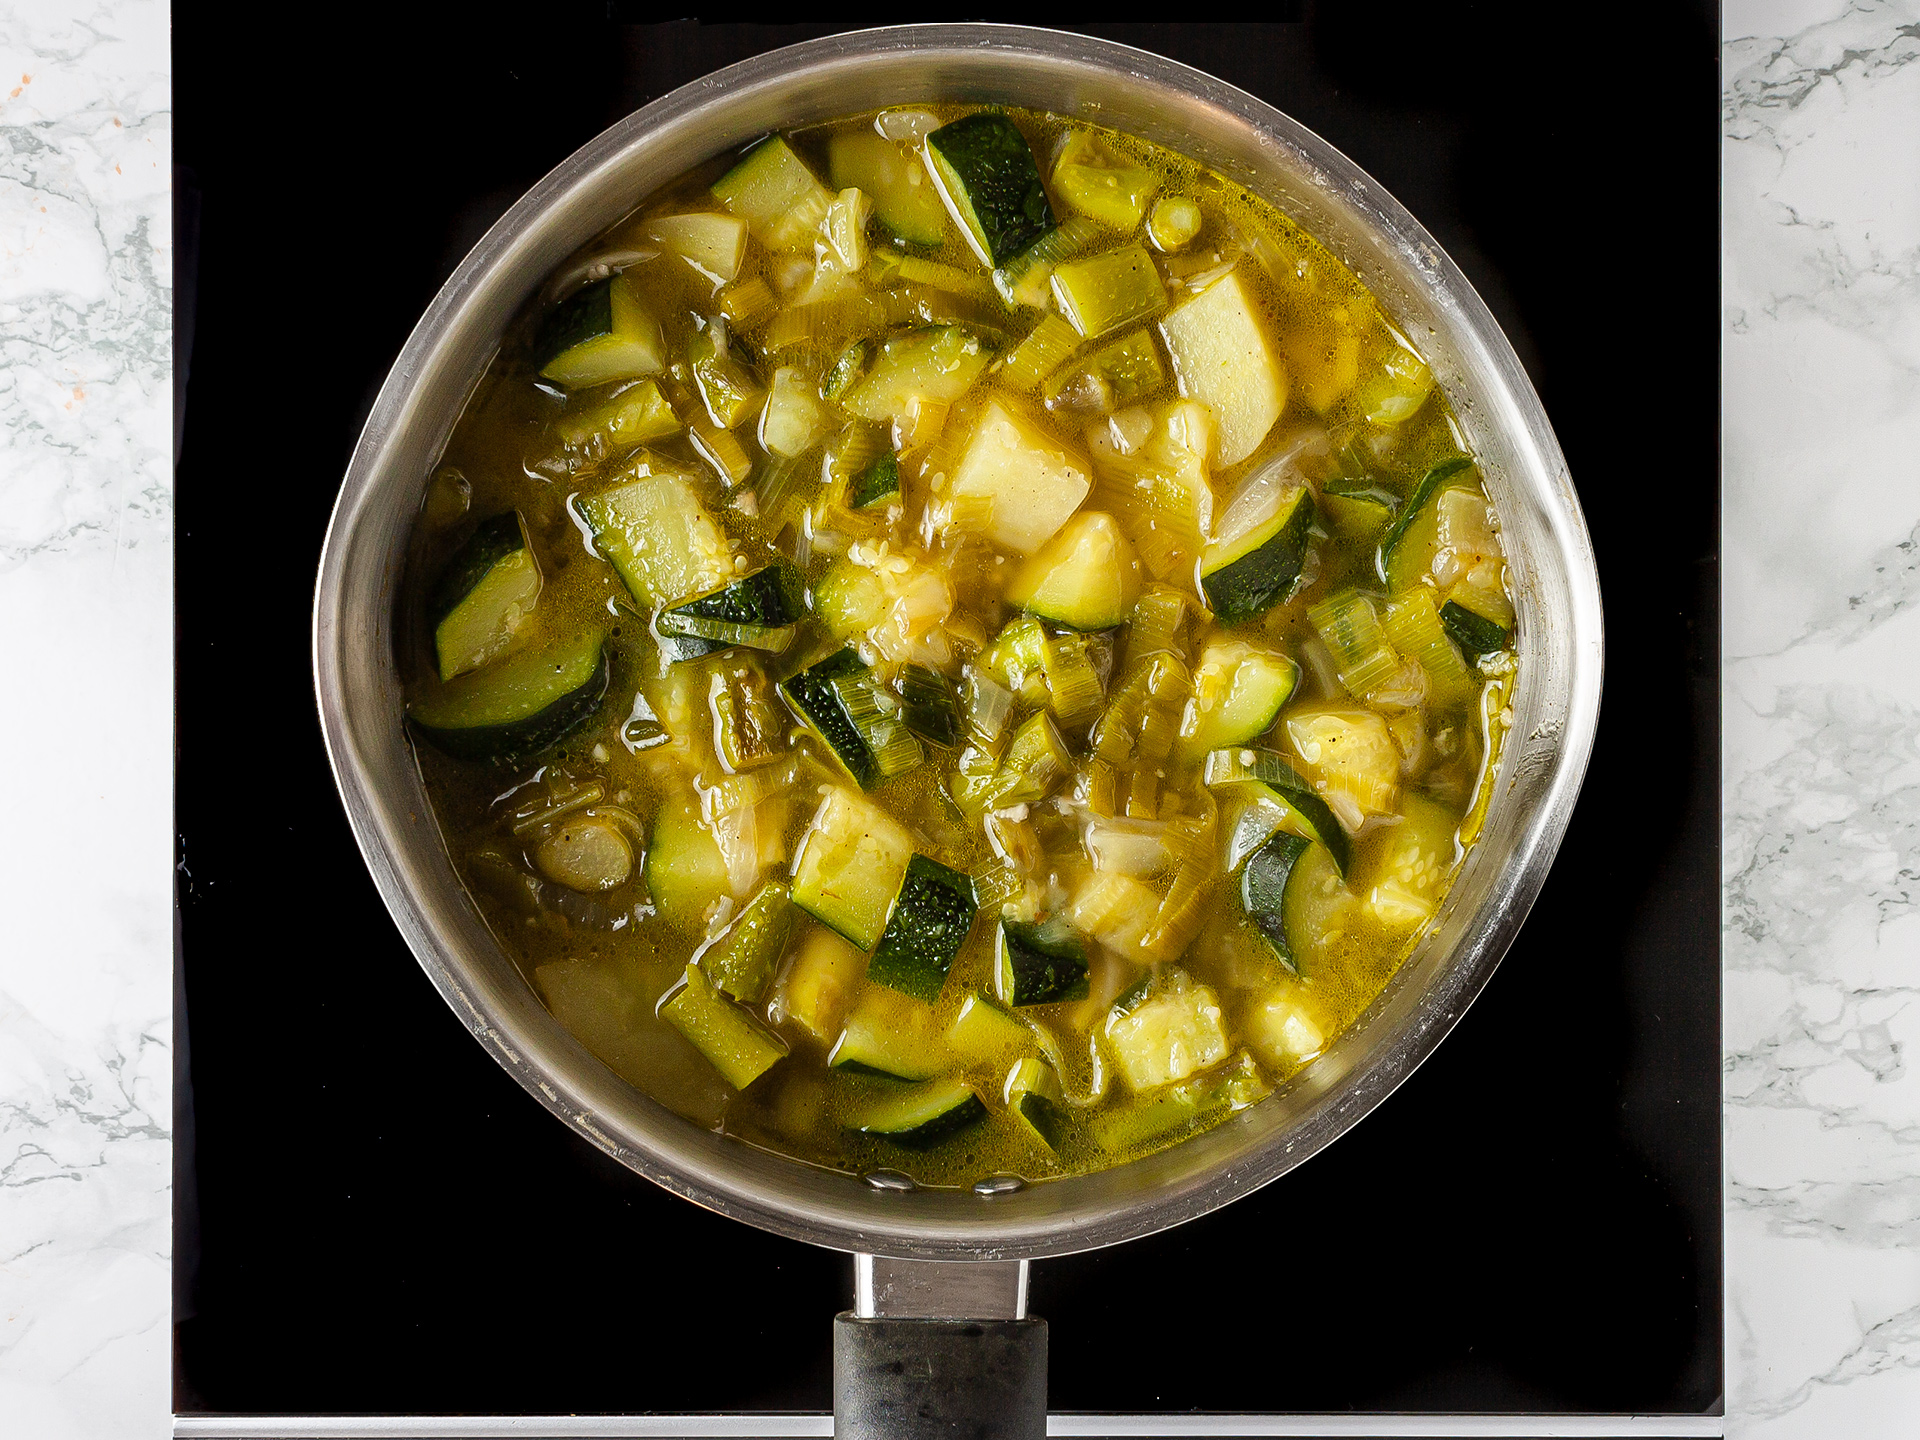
<box><xmin>1377</xmin><ymin>455</ymin><xmax>1473</xmax><ymax>592</ymax></box>
<box><xmin>646</xmin><ymin>788</ymin><xmax>731</xmax><ymax>932</ymax></box>
<box><xmin>1177</xmin><ymin>641</ymin><xmax>1299</xmax><ymax>760</ymax></box>
<box><xmin>839</xmin><ymin>325</ymin><xmax>991</xmax><ymax>424</ymax></box>
<box><xmin>658</xmin><ymin>962</ymin><xmax>789</xmax><ymax>1090</ymax></box>
<box><xmin>687</xmin><ymin>324</ymin><xmax>765</xmax><ymax>430</ymax></box>
<box><xmin>1199</xmin><ymin>485</ymin><xmax>1315</xmax><ymax>627</ymax></box>
<box><xmin>1158</xmin><ymin>267</ymin><xmax>1287</xmax><ymax>465</ymax></box>
<box><xmin>1245</xmin><ymin>990</ymin><xmax>1328</xmax><ymax>1071</ymax></box>
<box><xmin>1050</xmin><ymin>130</ymin><xmax>1160</xmax><ymax>233</ymax></box>
<box><xmin>924</xmin><ymin>112</ymin><xmax>1056</xmax><ymax>267</ymax></box>
<box><xmin>1239</xmin><ymin>830</ymin><xmax>1317</xmax><ymax>973</ymax></box>
<box><xmin>1090</xmin><ymin>1051</ymin><xmax>1265</xmax><ymax>1153</ymax></box>
<box><xmin>1005</xmin><ymin>510</ymin><xmax>1142</xmax><ymax>631</ymax></box>
<box><xmin>829</xmin><ymin>129</ymin><xmax>948</xmax><ymax>246</ymax></box>
<box><xmin>867</xmin><ymin>855</ymin><xmax>977</xmax><ymax>1004</ymax></box>
<box><xmin>850</xmin><ymin>1079</ymin><xmax>988</xmax><ymax>1149</ymax></box>
<box><xmin>846</xmin><ymin>451</ymin><xmax>901</xmax><ymax>511</ymax></box>
<box><xmin>578</xmin><ymin>461</ymin><xmax>735</xmax><ymax>610</ymax></box>
<box><xmin>1203</xmin><ymin>747</ymin><xmax>1353</xmax><ymax>875</ymax></box>
<box><xmin>1005</xmin><ymin>1056</ymin><xmax>1070</xmax><ymax>1151</ymax></box>
<box><xmin>1042</xmin><ymin>328</ymin><xmax>1166</xmax><ymax>414</ymax></box>
<box><xmin>996</xmin><ymin>917</ymin><xmax>1091</xmax><ymax>1007</ymax></box>
<box><xmin>1050</xmin><ymin>245</ymin><xmax>1166</xmax><ymax>340</ymax></box>
<box><xmin>780</xmin><ymin>649</ymin><xmax>921</xmax><ymax>787</ymax></box>
<box><xmin>710</xmin><ymin>135</ymin><xmax>834</xmax><ymax>251</ymax></box>
<box><xmin>1318</xmin><ymin>477</ymin><xmax>1397</xmax><ymax>544</ymax></box>
<box><xmin>408</xmin><ymin>631</ymin><xmax>608</xmax><ymax>761</ymax></box>
<box><xmin>811</xmin><ymin>558</ymin><xmax>888</xmax><ymax>640</ymax></box>
<box><xmin>898</xmin><ymin>664</ymin><xmax>962</xmax><ymax>747</ymax></box>
<box><xmin>1103</xmin><ymin>968</ymin><xmax>1231</xmax><ymax>1092</ymax></box>
<box><xmin>946</xmin><ymin>992</ymin><xmax>1035</xmax><ymax>1064</ymax></box>
<box><xmin>791</xmin><ymin>786</ymin><xmax>913</xmax><ymax>951</ymax></box>
<box><xmin>642</xmin><ymin>212</ymin><xmax>749</xmax><ymax>283</ymax></box>
<box><xmin>698</xmin><ymin>881</ymin><xmax>795</xmax><ymax>1005</ymax></box>
<box><xmin>1441</xmin><ymin>589</ymin><xmax>1512</xmax><ymax>658</ymax></box>
<box><xmin>1282</xmin><ymin>706</ymin><xmax>1402</xmax><ymax>832</ymax></box>
<box><xmin>657</xmin><ymin>563</ymin><xmax>805</xmax><ymax>656</ymax></box>
<box><xmin>1358</xmin><ymin>792</ymin><xmax>1459</xmax><ymax>933</ymax></box>
<box><xmin>830</xmin><ymin>984</ymin><xmax>950</xmax><ymax>1080</ymax></box>
<box><xmin>429</xmin><ymin>512</ymin><xmax>543</xmax><ymax>682</ymax></box>
<box><xmin>553</xmin><ymin>380</ymin><xmax>681</xmax><ymax>454</ymax></box>
<box><xmin>946</xmin><ymin>397</ymin><xmax>1093</xmax><ymax>555</ymax></box>
<box><xmin>775</xmin><ymin>925</ymin><xmax>867</xmax><ymax>1042</ymax></box>
<box><xmin>537</xmin><ymin>273</ymin><xmax>665</xmax><ymax>390</ymax></box>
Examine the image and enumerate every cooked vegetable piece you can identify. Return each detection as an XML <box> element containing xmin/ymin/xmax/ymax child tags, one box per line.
<box><xmin>1158</xmin><ymin>268</ymin><xmax>1286</xmax><ymax>465</ymax></box>
<box><xmin>996</xmin><ymin>917</ymin><xmax>1090</xmax><ymax>1007</ymax></box>
<box><xmin>1050</xmin><ymin>130</ymin><xmax>1160</xmax><ymax>232</ymax></box>
<box><xmin>658</xmin><ymin>564</ymin><xmax>804</xmax><ymax>655</ymax></box>
<box><xmin>1378</xmin><ymin>455</ymin><xmax>1474</xmax><ymax>592</ymax></box>
<box><xmin>821</xmin><ymin>339</ymin><xmax>873</xmax><ymax>401</ymax></box>
<box><xmin>429</xmin><ymin>512</ymin><xmax>542</xmax><ymax>682</ymax></box>
<box><xmin>946</xmin><ymin>992</ymin><xmax>1034</xmax><ymax>1063</ymax></box>
<box><xmin>760</xmin><ymin>365</ymin><xmax>826</xmax><ymax>458</ymax></box>
<box><xmin>1043</xmin><ymin>328</ymin><xmax>1166</xmax><ymax>414</ymax></box>
<box><xmin>1104</xmin><ymin>969</ymin><xmax>1231</xmax><ymax>1091</ymax></box>
<box><xmin>1383</xmin><ymin>588</ymin><xmax>1473</xmax><ymax>708</ymax></box>
<box><xmin>1177</xmin><ymin>641</ymin><xmax>1298</xmax><ymax>760</ymax></box>
<box><xmin>1005</xmin><ymin>1056</ymin><xmax>1070</xmax><ymax>1150</ymax></box>
<box><xmin>699</xmin><ymin>881</ymin><xmax>796</xmax><ymax>1004</ymax></box>
<box><xmin>578</xmin><ymin>461</ymin><xmax>734</xmax><ymax>610</ymax></box>
<box><xmin>1319</xmin><ymin>478</ymin><xmax>1397</xmax><ymax>543</ymax></box>
<box><xmin>776</xmin><ymin>925</ymin><xmax>867</xmax><ymax>1042</ymax></box>
<box><xmin>688</xmin><ymin>324</ymin><xmax>765</xmax><ymax>429</ymax></box>
<box><xmin>830</xmin><ymin>984</ymin><xmax>949</xmax><ymax>1080</ymax></box>
<box><xmin>847</xmin><ymin>451</ymin><xmax>900</xmax><ymax>510</ymax></box>
<box><xmin>1284</xmin><ymin>707</ymin><xmax>1402</xmax><ymax>832</ymax></box>
<box><xmin>553</xmin><ymin>380</ymin><xmax>681</xmax><ymax>453</ymax></box>
<box><xmin>1090</xmin><ymin>1052</ymin><xmax>1265</xmax><ymax>1152</ymax></box>
<box><xmin>850</xmin><ymin>1079</ymin><xmax>988</xmax><ymax>1148</ymax></box>
<box><xmin>1006</xmin><ymin>510</ymin><xmax>1141</xmax><ymax>631</ymax></box>
<box><xmin>866</xmin><ymin>855</ymin><xmax>976</xmax><ymax>1004</ymax></box>
<box><xmin>1146</xmin><ymin>195</ymin><xmax>1202</xmax><ymax>252</ymax></box>
<box><xmin>829</xmin><ymin>129</ymin><xmax>949</xmax><ymax>245</ymax></box>
<box><xmin>993</xmin><ymin>215</ymin><xmax>1102</xmax><ymax>309</ymax></box>
<box><xmin>1200</xmin><ymin>485</ymin><xmax>1315</xmax><ymax>626</ymax></box>
<box><xmin>925</xmin><ymin>112</ymin><xmax>1056</xmax><ymax>266</ymax></box>
<box><xmin>839</xmin><ymin>326</ymin><xmax>991</xmax><ymax>423</ymax></box>
<box><xmin>1051</xmin><ymin>245</ymin><xmax>1166</xmax><ymax>340</ymax></box>
<box><xmin>1359</xmin><ymin>792</ymin><xmax>1458</xmax><ymax>932</ymax></box>
<box><xmin>1245</xmin><ymin>990</ymin><xmax>1328</xmax><ymax>1070</ymax></box>
<box><xmin>1239</xmin><ymin>831</ymin><xmax>1317</xmax><ymax>973</ymax></box>
<box><xmin>812</xmin><ymin>559</ymin><xmax>889</xmax><ymax>640</ymax></box>
<box><xmin>947</xmin><ymin>397</ymin><xmax>1093</xmax><ymax>554</ymax></box>
<box><xmin>409</xmin><ymin>631</ymin><xmax>607</xmax><ymax>761</ymax></box>
<box><xmin>647</xmin><ymin>788</ymin><xmax>731</xmax><ymax>931</ymax></box>
<box><xmin>711</xmin><ymin>135</ymin><xmax>833</xmax><ymax>251</ymax></box>
<box><xmin>537</xmin><ymin>273</ymin><xmax>666</xmax><ymax>389</ymax></box>
<box><xmin>781</xmin><ymin>650</ymin><xmax>879</xmax><ymax>785</ymax></box>
<box><xmin>533</xmin><ymin>816</ymin><xmax>634</xmax><ymax>893</ymax></box>
<box><xmin>1441</xmin><ymin>592</ymin><xmax>1512</xmax><ymax>658</ymax></box>
<box><xmin>658</xmin><ymin>962</ymin><xmax>789</xmax><ymax>1090</ymax></box>
<box><xmin>1307</xmin><ymin>589</ymin><xmax>1400</xmax><ymax>701</ymax></box>
<box><xmin>1203</xmin><ymin>746</ymin><xmax>1354</xmax><ymax>874</ymax></box>
<box><xmin>791</xmin><ymin>786</ymin><xmax>913</xmax><ymax>950</ymax></box>
<box><xmin>991</xmin><ymin>710</ymin><xmax>1072</xmax><ymax>808</ymax></box>
<box><xmin>898</xmin><ymin>664</ymin><xmax>962</xmax><ymax>747</ymax></box>
<box><xmin>643</xmin><ymin>212</ymin><xmax>748</xmax><ymax>282</ymax></box>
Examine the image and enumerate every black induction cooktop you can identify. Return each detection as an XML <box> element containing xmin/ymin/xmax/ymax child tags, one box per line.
<box><xmin>173</xmin><ymin>11</ymin><xmax>1721</xmax><ymax>1425</ymax></box>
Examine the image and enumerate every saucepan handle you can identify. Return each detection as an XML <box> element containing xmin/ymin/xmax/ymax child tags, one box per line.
<box><xmin>834</xmin><ymin>1256</ymin><xmax>1047</xmax><ymax>1440</ymax></box>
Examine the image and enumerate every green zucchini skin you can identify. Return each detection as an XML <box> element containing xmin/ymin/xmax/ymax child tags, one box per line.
<box><xmin>926</xmin><ymin>113</ymin><xmax>1056</xmax><ymax>266</ymax></box>
<box><xmin>996</xmin><ymin>917</ymin><xmax>1090</xmax><ymax>1006</ymax></box>
<box><xmin>534</xmin><ymin>279</ymin><xmax>615</xmax><ymax>371</ymax></box>
<box><xmin>1241</xmin><ymin>830</ymin><xmax>1312</xmax><ymax>972</ymax></box>
<box><xmin>409</xmin><ymin>636</ymin><xmax>609</xmax><ymax>762</ymax></box>
<box><xmin>847</xmin><ymin>452</ymin><xmax>901</xmax><ymax>511</ymax></box>
<box><xmin>1376</xmin><ymin>454</ymin><xmax>1473</xmax><ymax>585</ymax></box>
<box><xmin>897</xmin><ymin>664</ymin><xmax>961</xmax><ymax>747</ymax></box>
<box><xmin>427</xmin><ymin>512</ymin><xmax>526</xmax><ymax>626</ymax></box>
<box><xmin>656</xmin><ymin>564</ymin><xmax>804</xmax><ymax>654</ymax></box>
<box><xmin>867</xmin><ymin>855</ymin><xmax>977</xmax><ymax>1004</ymax></box>
<box><xmin>854</xmin><ymin>1083</ymin><xmax>990</xmax><ymax>1149</ymax></box>
<box><xmin>1203</xmin><ymin>747</ymin><xmax>1353</xmax><ymax>876</ymax></box>
<box><xmin>1201</xmin><ymin>488</ymin><xmax>1317</xmax><ymax>627</ymax></box>
<box><xmin>780</xmin><ymin>649</ymin><xmax>876</xmax><ymax>785</ymax></box>
<box><xmin>1440</xmin><ymin>598</ymin><xmax>1510</xmax><ymax>658</ymax></box>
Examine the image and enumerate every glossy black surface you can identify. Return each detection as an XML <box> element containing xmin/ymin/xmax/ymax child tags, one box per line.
<box><xmin>174</xmin><ymin>11</ymin><xmax>1720</xmax><ymax>1418</ymax></box>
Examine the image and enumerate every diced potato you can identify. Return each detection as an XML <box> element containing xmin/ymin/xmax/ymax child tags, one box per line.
<box><xmin>1284</xmin><ymin>707</ymin><xmax>1401</xmax><ymax>833</ymax></box>
<box><xmin>1359</xmin><ymin>793</ymin><xmax>1459</xmax><ymax>934</ymax></box>
<box><xmin>1158</xmin><ymin>268</ymin><xmax>1287</xmax><ymax>466</ymax></box>
<box><xmin>1244</xmin><ymin>990</ymin><xmax>1327</xmax><ymax>1070</ymax></box>
<box><xmin>1068</xmin><ymin>870</ymin><xmax>1161</xmax><ymax>955</ymax></box>
<box><xmin>1432</xmin><ymin>487</ymin><xmax>1505</xmax><ymax>589</ymax></box>
<box><xmin>1105</xmin><ymin>970</ymin><xmax>1230</xmax><ymax>1091</ymax></box>
<box><xmin>774</xmin><ymin>925</ymin><xmax>868</xmax><ymax>1042</ymax></box>
<box><xmin>947</xmin><ymin>397</ymin><xmax>1092</xmax><ymax>554</ymax></box>
<box><xmin>643</xmin><ymin>212</ymin><xmax>749</xmax><ymax>283</ymax></box>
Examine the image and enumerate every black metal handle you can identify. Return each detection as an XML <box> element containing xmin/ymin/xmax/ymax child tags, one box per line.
<box><xmin>833</xmin><ymin>1312</ymin><xmax>1048</xmax><ymax>1440</ymax></box>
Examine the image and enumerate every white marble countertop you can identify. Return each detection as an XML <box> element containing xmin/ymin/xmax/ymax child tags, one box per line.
<box><xmin>1</xmin><ymin>3</ymin><xmax>1915</xmax><ymax>1436</ymax></box>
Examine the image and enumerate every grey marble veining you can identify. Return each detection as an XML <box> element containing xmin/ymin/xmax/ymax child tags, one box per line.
<box><xmin>1724</xmin><ymin>0</ymin><xmax>1920</xmax><ymax>1433</ymax></box>
<box><xmin>0</xmin><ymin>2</ymin><xmax>172</xmax><ymax>1437</ymax></box>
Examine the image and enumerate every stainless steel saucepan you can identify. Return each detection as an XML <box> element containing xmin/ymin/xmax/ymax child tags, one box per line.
<box><xmin>313</xmin><ymin>24</ymin><xmax>1602</xmax><ymax>1437</ymax></box>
